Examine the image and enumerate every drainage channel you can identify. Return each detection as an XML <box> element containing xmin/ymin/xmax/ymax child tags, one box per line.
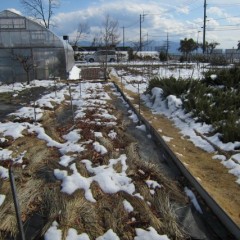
<box><xmin>111</xmin><ymin>82</ymin><xmax>240</xmax><ymax>240</ymax></box>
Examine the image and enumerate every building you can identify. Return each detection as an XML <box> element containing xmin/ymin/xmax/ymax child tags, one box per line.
<box><xmin>0</xmin><ymin>10</ymin><xmax>74</xmax><ymax>83</ymax></box>
<box><xmin>225</xmin><ymin>48</ymin><xmax>240</xmax><ymax>63</ymax></box>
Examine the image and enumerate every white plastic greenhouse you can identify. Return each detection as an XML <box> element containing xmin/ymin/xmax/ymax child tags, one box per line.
<box><xmin>0</xmin><ymin>10</ymin><xmax>74</xmax><ymax>83</ymax></box>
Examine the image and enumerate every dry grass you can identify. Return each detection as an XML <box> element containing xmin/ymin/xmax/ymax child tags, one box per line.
<box><xmin>41</xmin><ymin>110</ymin><xmax>65</xmax><ymax>143</ymax></box>
<box><xmin>0</xmin><ymin>81</ymin><xmax>190</xmax><ymax>239</ymax></box>
<box><xmin>153</xmin><ymin>190</ymin><xmax>188</xmax><ymax>239</ymax></box>
<box><xmin>40</xmin><ymin>187</ymin><xmax>64</xmax><ymax>235</ymax></box>
<box><xmin>122</xmin><ymin>192</ymin><xmax>162</xmax><ymax>233</ymax></box>
<box><xmin>97</xmin><ymin>193</ymin><xmax>132</xmax><ymax>239</ymax></box>
<box><xmin>75</xmin><ymin>161</ymin><xmax>90</xmax><ymax>178</ymax></box>
<box><xmin>0</xmin><ymin>178</ymin><xmax>44</xmax><ymax>237</ymax></box>
<box><xmin>58</xmin><ymin>192</ymin><xmax>96</xmax><ymax>239</ymax></box>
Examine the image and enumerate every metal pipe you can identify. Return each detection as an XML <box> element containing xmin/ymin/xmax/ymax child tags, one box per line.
<box><xmin>9</xmin><ymin>164</ymin><xmax>26</xmax><ymax>240</ymax></box>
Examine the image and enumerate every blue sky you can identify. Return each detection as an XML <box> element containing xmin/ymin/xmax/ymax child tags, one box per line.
<box><xmin>1</xmin><ymin>0</ymin><xmax>240</xmax><ymax>49</ymax></box>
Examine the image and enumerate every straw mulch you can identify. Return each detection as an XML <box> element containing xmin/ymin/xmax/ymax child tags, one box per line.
<box><xmin>0</xmin><ymin>84</ymin><xmax>189</xmax><ymax>240</ymax></box>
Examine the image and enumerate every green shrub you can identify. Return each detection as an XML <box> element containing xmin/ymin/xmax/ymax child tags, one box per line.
<box><xmin>209</xmin><ymin>55</ymin><xmax>227</xmax><ymax>66</ymax></box>
<box><xmin>147</xmin><ymin>69</ymin><xmax>240</xmax><ymax>142</ymax></box>
<box><xmin>179</xmin><ymin>55</ymin><xmax>187</xmax><ymax>63</ymax></box>
<box><xmin>214</xmin><ymin>113</ymin><xmax>240</xmax><ymax>143</ymax></box>
<box><xmin>202</xmin><ymin>67</ymin><xmax>240</xmax><ymax>89</ymax></box>
<box><xmin>128</xmin><ymin>48</ymin><xmax>134</xmax><ymax>61</ymax></box>
<box><xmin>146</xmin><ymin>76</ymin><xmax>191</xmax><ymax>98</ymax></box>
<box><xmin>159</xmin><ymin>51</ymin><xmax>167</xmax><ymax>62</ymax></box>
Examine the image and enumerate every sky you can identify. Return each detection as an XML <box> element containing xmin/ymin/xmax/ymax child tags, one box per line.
<box><xmin>1</xmin><ymin>0</ymin><xmax>240</xmax><ymax>49</ymax></box>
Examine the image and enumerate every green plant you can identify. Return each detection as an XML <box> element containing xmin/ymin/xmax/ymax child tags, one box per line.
<box><xmin>146</xmin><ymin>76</ymin><xmax>191</xmax><ymax>98</ymax></box>
<box><xmin>159</xmin><ymin>51</ymin><xmax>167</xmax><ymax>62</ymax></box>
<box><xmin>202</xmin><ymin>67</ymin><xmax>240</xmax><ymax>89</ymax></box>
<box><xmin>147</xmin><ymin>68</ymin><xmax>240</xmax><ymax>142</ymax></box>
<box><xmin>214</xmin><ymin>113</ymin><xmax>240</xmax><ymax>143</ymax></box>
<box><xmin>209</xmin><ymin>55</ymin><xmax>227</xmax><ymax>66</ymax></box>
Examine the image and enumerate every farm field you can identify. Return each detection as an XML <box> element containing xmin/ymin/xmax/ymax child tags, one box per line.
<box><xmin>0</xmin><ymin>63</ymin><xmax>239</xmax><ymax>239</ymax></box>
<box><xmin>110</xmin><ymin>62</ymin><xmax>240</xmax><ymax>227</ymax></box>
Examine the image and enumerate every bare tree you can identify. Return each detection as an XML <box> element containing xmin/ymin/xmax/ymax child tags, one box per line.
<box><xmin>128</xmin><ymin>40</ymin><xmax>152</xmax><ymax>60</ymax></box>
<box><xmin>20</xmin><ymin>0</ymin><xmax>60</xmax><ymax>28</ymax></box>
<box><xmin>72</xmin><ymin>22</ymin><xmax>89</xmax><ymax>50</ymax></box>
<box><xmin>13</xmin><ymin>54</ymin><xmax>34</xmax><ymax>84</ymax></box>
<box><xmin>91</xmin><ymin>35</ymin><xmax>103</xmax><ymax>47</ymax></box>
<box><xmin>101</xmin><ymin>14</ymin><xmax>120</xmax><ymax>48</ymax></box>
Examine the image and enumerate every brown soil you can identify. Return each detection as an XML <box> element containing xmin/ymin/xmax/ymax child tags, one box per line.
<box><xmin>110</xmin><ymin>74</ymin><xmax>240</xmax><ymax>227</ymax></box>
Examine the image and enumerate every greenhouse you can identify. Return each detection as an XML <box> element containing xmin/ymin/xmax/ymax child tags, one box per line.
<box><xmin>0</xmin><ymin>10</ymin><xmax>74</xmax><ymax>83</ymax></box>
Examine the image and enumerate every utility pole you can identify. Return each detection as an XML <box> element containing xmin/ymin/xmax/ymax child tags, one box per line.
<box><xmin>140</xmin><ymin>14</ymin><xmax>142</xmax><ymax>51</ymax></box>
<box><xmin>166</xmin><ymin>32</ymin><xmax>169</xmax><ymax>60</ymax></box>
<box><xmin>197</xmin><ymin>30</ymin><xmax>201</xmax><ymax>54</ymax></box>
<box><xmin>147</xmin><ymin>32</ymin><xmax>148</xmax><ymax>50</ymax></box>
<box><xmin>203</xmin><ymin>0</ymin><xmax>207</xmax><ymax>54</ymax></box>
<box><xmin>140</xmin><ymin>13</ymin><xmax>146</xmax><ymax>52</ymax></box>
<box><xmin>122</xmin><ymin>26</ymin><xmax>125</xmax><ymax>48</ymax></box>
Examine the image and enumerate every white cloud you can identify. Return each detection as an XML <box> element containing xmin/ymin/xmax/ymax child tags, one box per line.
<box><xmin>227</xmin><ymin>16</ymin><xmax>240</xmax><ymax>25</ymax></box>
<box><xmin>176</xmin><ymin>6</ymin><xmax>189</xmax><ymax>15</ymax></box>
<box><xmin>208</xmin><ymin>7</ymin><xmax>226</xmax><ymax>17</ymax></box>
<box><xmin>49</xmin><ymin>0</ymin><xmax>240</xmax><ymax>49</ymax></box>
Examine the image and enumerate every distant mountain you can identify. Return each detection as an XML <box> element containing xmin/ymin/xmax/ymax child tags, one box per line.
<box><xmin>121</xmin><ymin>40</ymin><xmax>181</xmax><ymax>54</ymax></box>
<box><xmin>76</xmin><ymin>40</ymin><xmax>181</xmax><ymax>54</ymax></box>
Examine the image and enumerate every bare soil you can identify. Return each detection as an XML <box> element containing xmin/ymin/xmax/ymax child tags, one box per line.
<box><xmin>110</xmin><ymin>74</ymin><xmax>240</xmax><ymax>227</ymax></box>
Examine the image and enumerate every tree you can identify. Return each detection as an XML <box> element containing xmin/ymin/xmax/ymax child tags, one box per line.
<box><xmin>159</xmin><ymin>51</ymin><xmax>168</xmax><ymax>62</ymax></box>
<box><xmin>178</xmin><ymin>38</ymin><xmax>198</xmax><ymax>61</ymax></box>
<box><xmin>237</xmin><ymin>41</ymin><xmax>240</xmax><ymax>50</ymax></box>
<box><xmin>13</xmin><ymin>54</ymin><xmax>34</xmax><ymax>84</ymax></box>
<box><xmin>127</xmin><ymin>40</ymin><xmax>151</xmax><ymax>60</ymax></box>
<box><xmin>199</xmin><ymin>41</ymin><xmax>220</xmax><ymax>55</ymax></box>
<box><xmin>101</xmin><ymin>14</ymin><xmax>120</xmax><ymax>48</ymax></box>
<box><xmin>20</xmin><ymin>0</ymin><xmax>60</xmax><ymax>29</ymax></box>
<box><xmin>208</xmin><ymin>41</ymin><xmax>220</xmax><ymax>54</ymax></box>
<box><xmin>91</xmin><ymin>35</ymin><xmax>103</xmax><ymax>47</ymax></box>
<box><xmin>203</xmin><ymin>41</ymin><xmax>220</xmax><ymax>55</ymax></box>
<box><xmin>72</xmin><ymin>22</ymin><xmax>89</xmax><ymax>51</ymax></box>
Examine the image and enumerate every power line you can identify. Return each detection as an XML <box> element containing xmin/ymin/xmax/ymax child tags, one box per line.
<box><xmin>121</xmin><ymin>0</ymin><xmax>240</xmax><ymax>48</ymax></box>
<box><xmin>207</xmin><ymin>27</ymin><xmax>240</xmax><ymax>32</ymax></box>
<box><xmin>209</xmin><ymin>14</ymin><xmax>240</xmax><ymax>21</ymax></box>
<box><xmin>124</xmin><ymin>20</ymin><xmax>139</xmax><ymax>29</ymax></box>
<box><xmin>208</xmin><ymin>3</ymin><xmax>240</xmax><ymax>6</ymax></box>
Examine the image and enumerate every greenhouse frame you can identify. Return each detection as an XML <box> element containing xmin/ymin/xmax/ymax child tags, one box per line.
<box><xmin>0</xmin><ymin>10</ymin><xmax>74</xmax><ymax>83</ymax></box>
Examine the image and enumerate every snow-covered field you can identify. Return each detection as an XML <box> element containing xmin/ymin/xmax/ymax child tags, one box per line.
<box><xmin>0</xmin><ymin>63</ymin><xmax>239</xmax><ymax>239</ymax></box>
<box><xmin>112</xmin><ymin>64</ymin><xmax>240</xmax><ymax>185</ymax></box>
<box><xmin>0</xmin><ymin>66</ymin><xmax>187</xmax><ymax>239</ymax></box>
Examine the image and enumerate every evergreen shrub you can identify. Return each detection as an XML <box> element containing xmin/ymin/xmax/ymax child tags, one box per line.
<box><xmin>147</xmin><ymin>68</ymin><xmax>240</xmax><ymax>142</ymax></box>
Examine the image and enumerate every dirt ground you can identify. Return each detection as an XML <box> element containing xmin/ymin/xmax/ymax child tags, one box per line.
<box><xmin>110</xmin><ymin>74</ymin><xmax>240</xmax><ymax>227</ymax></box>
